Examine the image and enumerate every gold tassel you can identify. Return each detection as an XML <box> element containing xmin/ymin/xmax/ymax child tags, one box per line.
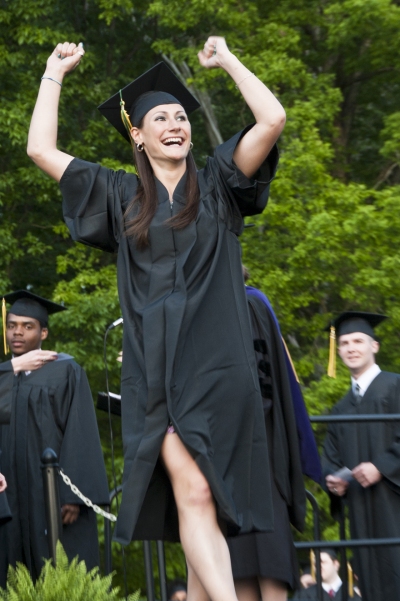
<box><xmin>310</xmin><ymin>549</ymin><xmax>316</xmax><ymax>581</ymax></box>
<box><xmin>2</xmin><ymin>298</ymin><xmax>9</xmax><ymax>355</ymax></box>
<box><xmin>281</xmin><ymin>336</ymin><xmax>300</xmax><ymax>383</ymax></box>
<box><xmin>327</xmin><ymin>325</ymin><xmax>336</xmax><ymax>378</ymax></box>
<box><xmin>348</xmin><ymin>561</ymin><xmax>354</xmax><ymax>597</ymax></box>
<box><xmin>119</xmin><ymin>91</ymin><xmax>135</xmax><ymax>150</ymax></box>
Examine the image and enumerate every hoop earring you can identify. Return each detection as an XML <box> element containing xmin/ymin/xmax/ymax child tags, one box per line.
<box><xmin>137</xmin><ymin>143</ymin><xmax>144</xmax><ymax>152</ymax></box>
<box><xmin>190</xmin><ymin>142</ymin><xmax>193</xmax><ymax>150</ymax></box>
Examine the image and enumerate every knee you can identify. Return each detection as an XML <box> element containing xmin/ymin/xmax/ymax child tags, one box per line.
<box><xmin>182</xmin><ymin>472</ymin><xmax>213</xmax><ymax>511</ymax></box>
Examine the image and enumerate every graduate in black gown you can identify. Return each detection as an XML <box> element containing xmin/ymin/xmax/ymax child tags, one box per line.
<box><xmin>228</xmin><ymin>279</ymin><xmax>321</xmax><ymax>601</ymax></box>
<box><xmin>322</xmin><ymin>312</ymin><xmax>400</xmax><ymax>601</ymax></box>
<box><xmin>0</xmin><ymin>291</ymin><xmax>109</xmax><ymax>586</ymax></box>
<box><xmin>292</xmin><ymin>549</ymin><xmax>361</xmax><ymax>600</ymax></box>
<box><xmin>27</xmin><ymin>36</ymin><xmax>286</xmax><ymax>601</ymax></box>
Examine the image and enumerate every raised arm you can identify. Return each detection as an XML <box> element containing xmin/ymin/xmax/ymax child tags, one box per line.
<box><xmin>198</xmin><ymin>37</ymin><xmax>285</xmax><ymax>178</ymax></box>
<box><xmin>27</xmin><ymin>42</ymin><xmax>85</xmax><ymax>182</ymax></box>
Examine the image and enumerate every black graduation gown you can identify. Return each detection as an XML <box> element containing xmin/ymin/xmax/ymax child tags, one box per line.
<box><xmin>0</xmin><ymin>359</ymin><xmax>109</xmax><ymax>585</ymax></box>
<box><xmin>322</xmin><ymin>371</ymin><xmax>400</xmax><ymax>601</ymax></box>
<box><xmin>0</xmin><ymin>492</ymin><xmax>11</xmax><ymax>527</ymax></box>
<box><xmin>0</xmin><ymin>451</ymin><xmax>11</xmax><ymax>527</ymax></box>
<box><xmin>227</xmin><ymin>293</ymin><xmax>306</xmax><ymax>590</ymax></box>
<box><xmin>292</xmin><ymin>583</ymin><xmax>361</xmax><ymax>600</ymax></box>
<box><xmin>60</xmin><ymin>126</ymin><xmax>279</xmax><ymax>544</ymax></box>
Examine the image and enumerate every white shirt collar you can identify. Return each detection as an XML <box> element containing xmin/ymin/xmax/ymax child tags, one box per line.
<box><xmin>351</xmin><ymin>363</ymin><xmax>381</xmax><ymax>397</ymax></box>
<box><xmin>322</xmin><ymin>575</ymin><xmax>342</xmax><ymax>593</ymax></box>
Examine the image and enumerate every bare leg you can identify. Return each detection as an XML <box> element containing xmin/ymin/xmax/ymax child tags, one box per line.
<box><xmin>186</xmin><ymin>561</ymin><xmax>211</xmax><ymax>601</ymax></box>
<box><xmin>258</xmin><ymin>578</ymin><xmax>287</xmax><ymax>601</ymax></box>
<box><xmin>234</xmin><ymin>577</ymin><xmax>260</xmax><ymax>601</ymax></box>
<box><xmin>161</xmin><ymin>433</ymin><xmax>237</xmax><ymax>601</ymax></box>
<box><xmin>234</xmin><ymin>576</ymin><xmax>287</xmax><ymax>601</ymax></box>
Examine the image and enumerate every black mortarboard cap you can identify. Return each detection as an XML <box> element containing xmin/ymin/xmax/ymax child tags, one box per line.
<box><xmin>167</xmin><ymin>580</ymin><xmax>187</xmax><ymax>599</ymax></box>
<box><xmin>325</xmin><ymin>311</ymin><xmax>387</xmax><ymax>378</ymax></box>
<box><xmin>98</xmin><ymin>62</ymin><xmax>200</xmax><ymax>143</ymax></box>
<box><xmin>320</xmin><ymin>548</ymin><xmax>338</xmax><ymax>561</ymax></box>
<box><xmin>326</xmin><ymin>311</ymin><xmax>387</xmax><ymax>339</ymax></box>
<box><xmin>3</xmin><ymin>290</ymin><xmax>66</xmax><ymax>327</ymax></box>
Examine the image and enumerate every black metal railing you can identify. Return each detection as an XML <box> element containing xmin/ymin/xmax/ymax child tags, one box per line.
<box><xmin>92</xmin><ymin>395</ymin><xmax>400</xmax><ymax>600</ymax></box>
<box><xmin>298</xmin><ymin>412</ymin><xmax>400</xmax><ymax>601</ymax></box>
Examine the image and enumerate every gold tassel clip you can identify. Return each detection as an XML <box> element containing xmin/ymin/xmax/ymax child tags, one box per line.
<box><xmin>119</xmin><ymin>91</ymin><xmax>135</xmax><ymax>150</ymax></box>
<box><xmin>2</xmin><ymin>298</ymin><xmax>9</xmax><ymax>355</ymax></box>
<box><xmin>348</xmin><ymin>561</ymin><xmax>354</xmax><ymax>597</ymax></box>
<box><xmin>327</xmin><ymin>325</ymin><xmax>336</xmax><ymax>378</ymax></box>
<box><xmin>310</xmin><ymin>549</ymin><xmax>316</xmax><ymax>581</ymax></box>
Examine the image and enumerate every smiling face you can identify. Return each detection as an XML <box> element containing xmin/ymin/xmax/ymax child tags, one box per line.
<box><xmin>337</xmin><ymin>331</ymin><xmax>379</xmax><ymax>377</ymax></box>
<box><xmin>6</xmin><ymin>313</ymin><xmax>48</xmax><ymax>356</ymax></box>
<box><xmin>130</xmin><ymin>103</ymin><xmax>191</xmax><ymax>166</ymax></box>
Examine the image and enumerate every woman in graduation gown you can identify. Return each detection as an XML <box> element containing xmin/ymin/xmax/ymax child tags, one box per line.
<box><xmin>27</xmin><ymin>36</ymin><xmax>285</xmax><ymax>601</ymax></box>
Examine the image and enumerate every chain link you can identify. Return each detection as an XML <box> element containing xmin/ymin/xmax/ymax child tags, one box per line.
<box><xmin>59</xmin><ymin>468</ymin><xmax>117</xmax><ymax>522</ymax></box>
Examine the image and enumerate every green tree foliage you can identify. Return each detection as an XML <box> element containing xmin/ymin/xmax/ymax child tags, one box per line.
<box><xmin>0</xmin><ymin>541</ymin><xmax>140</xmax><ymax>601</ymax></box>
<box><xmin>1</xmin><ymin>0</ymin><xmax>400</xmax><ymax>590</ymax></box>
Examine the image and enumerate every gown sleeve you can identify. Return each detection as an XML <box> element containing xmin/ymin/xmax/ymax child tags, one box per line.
<box><xmin>371</xmin><ymin>376</ymin><xmax>400</xmax><ymax>490</ymax></box>
<box><xmin>0</xmin><ymin>362</ymin><xmax>15</xmax><ymax>425</ymax></box>
<box><xmin>322</xmin><ymin>403</ymin><xmax>346</xmax><ymax>476</ymax></box>
<box><xmin>0</xmin><ymin>450</ymin><xmax>11</xmax><ymax>525</ymax></box>
<box><xmin>207</xmin><ymin>124</ymin><xmax>279</xmax><ymax>226</ymax></box>
<box><xmin>59</xmin><ymin>158</ymin><xmax>137</xmax><ymax>253</ymax></box>
<box><xmin>54</xmin><ymin>362</ymin><xmax>109</xmax><ymax>505</ymax></box>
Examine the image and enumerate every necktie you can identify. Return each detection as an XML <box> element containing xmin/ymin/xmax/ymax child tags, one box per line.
<box><xmin>328</xmin><ymin>589</ymin><xmax>335</xmax><ymax>598</ymax></box>
<box><xmin>354</xmin><ymin>382</ymin><xmax>362</xmax><ymax>403</ymax></box>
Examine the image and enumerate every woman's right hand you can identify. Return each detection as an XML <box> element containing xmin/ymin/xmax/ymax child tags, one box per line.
<box><xmin>11</xmin><ymin>349</ymin><xmax>58</xmax><ymax>374</ymax></box>
<box><xmin>44</xmin><ymin>42</ymin><xmax>85</xmax><ymax>80</ymax></box>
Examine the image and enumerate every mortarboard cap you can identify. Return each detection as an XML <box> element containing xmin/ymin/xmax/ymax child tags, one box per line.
<box><xmin>320</xmin><ymin>548</ymin><xmax>338</xmax><ymax>561</ymax></box>
<box><xmin>326</xmin><ymin>311</ymin><xmax>387</xmax><ymax>339</ymax></box>
<box><xmin>98</xmin><ymin>62</ymin><xmax>200</xmax><ymax>144</ymax></box>
<box><xmin>2</xmin><ymin>290</ymin><xmax>66</xmax><ymax>354</ymax></box>
<box><xmin>167</xmin><ymin>580</ymin><xmax>187</xmax><ymax>599</ymax></box>
<box><xmin>325</xmin><ymin>311</ymin><xmax>387</xmax><ymax>378</ymax></box>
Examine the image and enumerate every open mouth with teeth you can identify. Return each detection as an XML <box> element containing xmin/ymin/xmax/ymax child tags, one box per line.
<box><xmin>163</xmin><ymin>137</ymin><xmax>185</xmax><ymax>146</ymax></box>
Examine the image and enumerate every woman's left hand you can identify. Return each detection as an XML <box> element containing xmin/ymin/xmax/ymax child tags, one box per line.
<box><xmin>198</xmin><ymin>36</ymin><xmax>231</xmax><ymax>69</ymax></box>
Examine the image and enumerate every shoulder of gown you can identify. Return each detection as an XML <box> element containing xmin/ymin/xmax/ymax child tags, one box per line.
<box><xmin>200</xmin><ymin>124</ymin><xmax>279</xmax><ymax>226</ymax></box>
<box><xmin>60</xmin><ymin>158</ymin><xmax>139</xmax><ymax>253</ymax></box>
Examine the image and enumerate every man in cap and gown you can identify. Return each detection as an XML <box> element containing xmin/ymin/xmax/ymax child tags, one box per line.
<box><xmin>322</xmin><ymin>312</ymin><xmax>400</xmax><ymax>601</ymax></box>
<box><xmin>292</xmin><ymin>549</ymin><xmax>361</xmax><ymax>600</ymax></box>
<box><xmin>0</xmin><ymin>291</ymin><xmax>109</xmax><ymax>586</ymax></box>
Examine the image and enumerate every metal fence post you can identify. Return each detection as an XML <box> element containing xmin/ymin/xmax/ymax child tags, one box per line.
<box><xmin>41</xmin><ymin>447</ymin><xmax>62</xmax><ymax>564</ymax></box>
<box><xmin>157</xmin><ymin>540</ymin><xmax>168</xmax><ymax>601</ymax></box>
<box><xmin>144</xmin><ymin>540</ymin><xmax>156</xmax><ymax>601</ymax></box>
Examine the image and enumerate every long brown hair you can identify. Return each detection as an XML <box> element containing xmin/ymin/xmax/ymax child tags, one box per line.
<box><xmin>124</xmin><ymin>139</ymin><xmax>200</xmax><ymax>250</ymax></box>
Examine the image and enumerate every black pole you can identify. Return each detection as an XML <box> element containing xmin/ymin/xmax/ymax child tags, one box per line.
<box><xmin>104</xmin><ymin>485</ymin><xmax>123</xmax><ymax>575</ymax></box>
<box><xmin>144</xmin><ymin>540</ymin><xmax>156</xmax><ymax>601</ymax></box>
<box><xmin>338</xmin><ymin>500</ymin><xmax>349</xmax><ymax>601</ymax></box>
<box><xmin>41</xmin><ymin>448</ymin><xmax>62</xmax><ymax>564</ymax></box>
<box><xmin>305</xmin><ymin>491</ymin><xmax>323</xmax><ymax>601</ymax></box>
<box><xmin>157</xmin><ymin>540</ymin><xmax>168</xmax><ymax>601</ymax></box>
<box><xmin>104</xmin><ymin>505</ymin><xmax>112</xmax><ymax>575</ymax></box>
